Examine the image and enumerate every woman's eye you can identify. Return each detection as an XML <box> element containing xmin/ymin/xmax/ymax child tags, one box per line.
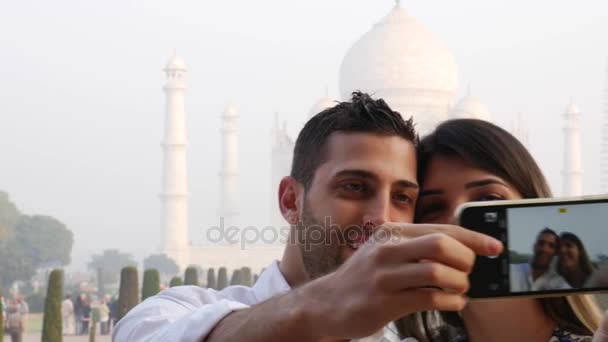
<box><xmin>417</xmin><ymin>203</ymin><xmax>445</xmax><ymax>221</ymax></box>
<box><xmin>477</xmin><ymin>194</ymin><xmax>504</xmax><ymax>201</ymax></box>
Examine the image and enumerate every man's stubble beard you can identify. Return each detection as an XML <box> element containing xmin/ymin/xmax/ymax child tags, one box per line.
<box><xmin>297</xmin><ymin>195</ymin><xmax>345</xmax><ymax>280</ymax></box>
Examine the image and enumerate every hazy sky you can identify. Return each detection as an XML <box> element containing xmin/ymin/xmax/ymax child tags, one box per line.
<box><xmin>1</xmin><ymin>0</ymin><xmax>607</xmax><ymax>270</ymax></box>
<box><xmin>508</xmin><ymin>202</ymin><xmax>608</xmax><ymax>258</ymax></box>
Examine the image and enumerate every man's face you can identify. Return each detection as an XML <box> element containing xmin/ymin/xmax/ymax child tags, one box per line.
<box><xmin>297</xmin><ymin>132</ymin><xmax>418</xmax><ymax>279</ymax></box>
<box><xmin>532</xmin><ymin>232</ymin><xmax>558</xmax><ymax>269</ymax></box>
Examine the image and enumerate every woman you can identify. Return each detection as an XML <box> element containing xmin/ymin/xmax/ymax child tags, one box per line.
<box><xmin>395</xmin><ymin>119</ymin><xmax>603</xmax><ymax>342</ymax></box>
<box><xmin>559</xmin><ymin>232</ymin><xmax>595</xmax><ymax>288</ymax></box>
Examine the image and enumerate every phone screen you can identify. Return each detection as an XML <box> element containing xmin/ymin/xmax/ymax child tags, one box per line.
<box><xmin>459</xmin><ymin>197</ymin><xmax>608</xmax><ymax>299</ymax></box>
<box><xmin>507</xmin><ymin>202</ymin><xmax>607</xmax><ymax>293</ymax></box>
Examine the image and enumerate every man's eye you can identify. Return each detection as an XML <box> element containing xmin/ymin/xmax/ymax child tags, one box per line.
<box><xmin>392</xmin><ymin>193</ymin><xmax>412</xmax><ymax>203</ymax></box>
<box><xmin>342</xmin><ymin>182</ymin><xmax>365</xmax><ymax>192</ymax></box>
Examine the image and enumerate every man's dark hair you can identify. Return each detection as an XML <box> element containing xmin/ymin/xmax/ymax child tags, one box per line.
<box><xmin>538</xmin><ymin>227</ymin><xmax>559</xmax><ymax>242</ymax></box>
<box><xmin>291</xmin><ymin>91</ymin><xmax>417</xmax><ymax>189</ymax></box>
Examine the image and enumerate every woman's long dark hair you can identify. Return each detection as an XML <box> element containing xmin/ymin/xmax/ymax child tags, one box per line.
<box><xmin>559</xmin><ymin>232</ymin><xmax>596</xmax><ymax>287</ymax></box>
<box><xmin>395</xmin><ymin>119</ymin><xmax>595</xmax><ymax>341</ymax></box>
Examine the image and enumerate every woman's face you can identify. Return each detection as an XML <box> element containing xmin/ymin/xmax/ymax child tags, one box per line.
<box><xmin>417</xmin><ymin>155</ymin><xmax>522</xmax><ymax>225</ymax></box>
<box><xmin>559</xmin><ymin>239</ymin><xmax>580</xmax><ymax>270</ymax></box>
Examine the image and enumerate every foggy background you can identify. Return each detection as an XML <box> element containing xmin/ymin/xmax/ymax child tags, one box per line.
<box><xmin>0</xmin><ymin>0</ymin><xmax>607</xmax><ymax>270</ymax></box>
<box><xmin>508</xmin><ymin>202</ymin><xmax>608</xmax><ymax>259</ymax></box>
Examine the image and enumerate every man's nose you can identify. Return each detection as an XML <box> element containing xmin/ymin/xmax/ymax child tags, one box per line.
<box><xmin>363</xmin><ymin>195</ymin><xmax>392</xmax><ymax>227</ymax></box>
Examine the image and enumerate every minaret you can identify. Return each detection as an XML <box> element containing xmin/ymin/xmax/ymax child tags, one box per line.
<box><xmin>562</xmin><ymin>102</ymin><xmax>583</xmax><ymax>196</ymax></box>
<box><xmin>160</xmin><ymin>52</ymin><xmax>189</xmax><ymax>270</ymax></box>
<box><xmin>219</xmin><ymin>105</ymin><xmax>239</xmax><ymax>220</ymax></box>
<box><xmin>601</xmin><ymin>60</ymin><xmax>608</xmax><ymax>193</ymax></box>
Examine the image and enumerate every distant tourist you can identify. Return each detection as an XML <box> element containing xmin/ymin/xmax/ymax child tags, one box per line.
<box><xmin>15</xmin><ymin>298</ymin><xmax>28</xmax><ymax>335</ymax></box>
<box><xmin>81</xmin><ymin>297</ymin><xmax>91</xmax><ymax>335</ymax></box>
<box><xmin>62</xmin><ymin>294</ymin><xmax>75</xmax><ymax>335</ymax></box>
<box><xmin>6</xmin><ymin>303</ymin><xmax>23</xmax><ymax>342</ymax></box>
<box><xmin>98</xmin><ymin>298</ymin><xmax>110</xmax><ymax>335</ymax></box>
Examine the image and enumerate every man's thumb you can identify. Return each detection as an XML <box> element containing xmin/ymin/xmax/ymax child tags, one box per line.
<box><xmin>592</xmin><ymin>311</ymin><xmax>608</xmax><ymax>342</ymax></box>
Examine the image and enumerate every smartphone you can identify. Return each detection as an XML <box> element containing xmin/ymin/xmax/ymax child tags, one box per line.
<box><xmin>457</xmin><ymin>195</ymin><xmax>608</xmax><ymax>299</ymax></box>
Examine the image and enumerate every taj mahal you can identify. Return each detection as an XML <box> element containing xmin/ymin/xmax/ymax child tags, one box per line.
<box><xmin>158</xmin><ymin>1</ymin><xmax>602</xmax><ymax>273</ymax></box>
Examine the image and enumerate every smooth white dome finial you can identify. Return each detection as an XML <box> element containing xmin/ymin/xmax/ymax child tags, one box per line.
<box><xmin>450</xmin><ymin>87</ymin><xmax>491</xmax><ymax>121</ymax></box>
<box><xmin>165</xmin><ymin>50</ymin><xmax>186</xmax><ymax>71</ymax></box>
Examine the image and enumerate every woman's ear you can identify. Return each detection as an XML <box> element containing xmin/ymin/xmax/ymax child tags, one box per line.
<box><xmin>278</xmin><ymin>176</ymin><xmax>302</xmax><ymax>225</ymax></box>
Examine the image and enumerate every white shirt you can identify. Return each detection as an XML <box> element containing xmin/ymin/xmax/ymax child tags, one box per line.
<box><xmin>510</xmin><ymin>262</ymin><xmax>571</xmax><ymax>292</ymax></box>
<box><xmin>113</xmin><ymin>261</ymin><xmax>404</xmax><ymax>342</ymax></box>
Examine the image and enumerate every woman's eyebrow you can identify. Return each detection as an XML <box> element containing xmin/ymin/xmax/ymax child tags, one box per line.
<box><xmin>464</xmin><ymin>178</ymin><xmax>507</xmax><ymax>189</ymax></box>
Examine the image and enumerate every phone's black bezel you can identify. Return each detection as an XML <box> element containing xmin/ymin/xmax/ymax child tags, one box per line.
<box><xmin>459</xmin><ymin>197</ymin><xmax>608</xmax><ymax>299</ymax></box>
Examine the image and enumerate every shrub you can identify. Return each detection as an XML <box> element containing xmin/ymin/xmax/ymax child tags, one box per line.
<box><xmin>169</xmin><ymin>276</ymin><xmax>183</xmax><ymax>287</ymax></box>
<box><xmin>230</xmin><ymin>269</ymin><xmax>242</xmax><ymax>286</ymax></box>
<box><xmin>42</xmin><ymin>269</ymin><xmax>63</xmax><ymax>342</ymax></box>
<box><xmin>240</xmin><ymin>267</ymin><xmax>252</xmax><ymax>286</ymax></box>
<box><xmin>206</xmin><ymin>268</ymin><xmax>216</xmax><ymax>289</ymax></box>
<box><xmin>141</xmin><ymin>269</ymin><xmax>160</xmax><ymax>301</ymax></box>
<box><xmin>117</xmin><ymin>266</ymin><xmax>139</xmax><ymax>322</ymax></box>
<box><xmin>184</xmin><ymin>266</ymin><xmax>199</xmax><ymax>286</ymax></box>
<box><xmin>217</xmin><ymin>267</ymin><xmax>228</xmax><ymax>289</ymax></box>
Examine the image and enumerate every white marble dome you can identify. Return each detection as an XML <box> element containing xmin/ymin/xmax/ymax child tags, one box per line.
<box><xmin>450</xmin><ymin>93</ymin><xmax>491</xmax><ymax>121</ymax></box>
<box><xmin>339</xmin><ymin>1</ymin><xmax>458</xmax><ymax>134</ymax></box>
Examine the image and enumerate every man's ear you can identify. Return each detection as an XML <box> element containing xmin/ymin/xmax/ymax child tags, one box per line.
<box><xmin>278</xmin><ymin>176</ymin><xmax>303</xmax><ymax>225</ymax></box>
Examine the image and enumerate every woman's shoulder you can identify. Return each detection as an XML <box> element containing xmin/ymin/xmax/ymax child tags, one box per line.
<box><xmin>550</xmin><ymin>328</ymin><xmax>592</xmax><ymax>342</ymax></box>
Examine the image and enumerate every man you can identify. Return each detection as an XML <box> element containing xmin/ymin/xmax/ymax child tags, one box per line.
<box><xmin>114</xmin><ymin>92</ymin><xmax>502</xmax><ymax>341</ymax></box>
<box><xmin>510</xmin><ymin>228</ymin><xmax>570</xmax><ymax>291</ymax></box>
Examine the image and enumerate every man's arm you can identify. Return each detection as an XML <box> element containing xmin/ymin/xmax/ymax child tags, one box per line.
<box><xmin>116</xmin><ymin>223</ymin><xmax>502</xmax><ymax>342</ymax></box>
<box><xmin>206</xmin><ymin>286</ymin><xmax>318</xmax><ymax>342</ymax></box>
<box><xmin>209</xmin><ymin>223</ymin><xmax>503</xmax><ymax>341</ymax></box>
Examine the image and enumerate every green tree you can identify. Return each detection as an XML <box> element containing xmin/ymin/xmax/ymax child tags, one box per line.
<box><xmin>169</xmin><ymin>276</ymin><xmax>183</xmax><ymax>287</ymax></box>
<box><xmin>240</xmin><ymin>267</ymin><xmax>252</xmax><ymax>286</ymax></box>
<box><xmin>0</xmin><ymin>193</ymin><xmax>73</xmax><ymax>291</ymax></box>
<box><xmin>206</xmin><ymin>268</ymin><xmax>216</xmax><ymax>289</ymax></box>
<box><xmin>89</xmin><ymin>249</ymin><xmax>137</xmax><ymax>286</ymax></box>
<box><xmin>184</xmin><ymin>266</ymin><xmax>199</xmax><ymax>286</ymax></box>
<box><xmin>143</xmin><ymin>254</ymin><xmax>179</xmax><ymax>279</ymax></box>
<box><xmin>117</xmin><ymin>266</ymin><xmax>139</xmax><ymax>322</ymax></box>
<box><xmin>141</xmin><ymin>269</ymin><xmax>161</xmax><ymax>301</ymax></box>
<box><xmin>509</xmin><ymin>250</ymin><xmax>532</xmax><ymax>264</ymax></box>
<box><xmin>15</xmin><ymin>215</ymin><xmax>74</xmax><ymax>267</ymax></box>
<box><xmin>217</xmin><ymin>267</ymin><xmax>228</xmax><ymax>290</ymax></box>
<box><xmin>42</xmin><ymin>269</ymin><xmax>63</xmax><ymax>342</ymax></box>
<box><xmin>0</xmin><ymin>191</ymin><xmax>20</xmax><ymax>236</ymax></box>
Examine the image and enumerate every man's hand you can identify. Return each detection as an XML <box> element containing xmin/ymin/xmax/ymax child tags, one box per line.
<box><xmin>592</xmin><ymin>310</ymin><xmax>608</xmax><ymax>342</ymax></box>
<box><xmin>298</xmin><ymin>222</ymin><xmax>503</xmax><ymax>339</ymax></box>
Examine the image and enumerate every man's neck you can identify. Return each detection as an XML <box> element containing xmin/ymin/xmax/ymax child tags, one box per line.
<box><xmin>279</xmin><ymin>237</ymin><xmax>310</xmax><ymax>288</ymax></box>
